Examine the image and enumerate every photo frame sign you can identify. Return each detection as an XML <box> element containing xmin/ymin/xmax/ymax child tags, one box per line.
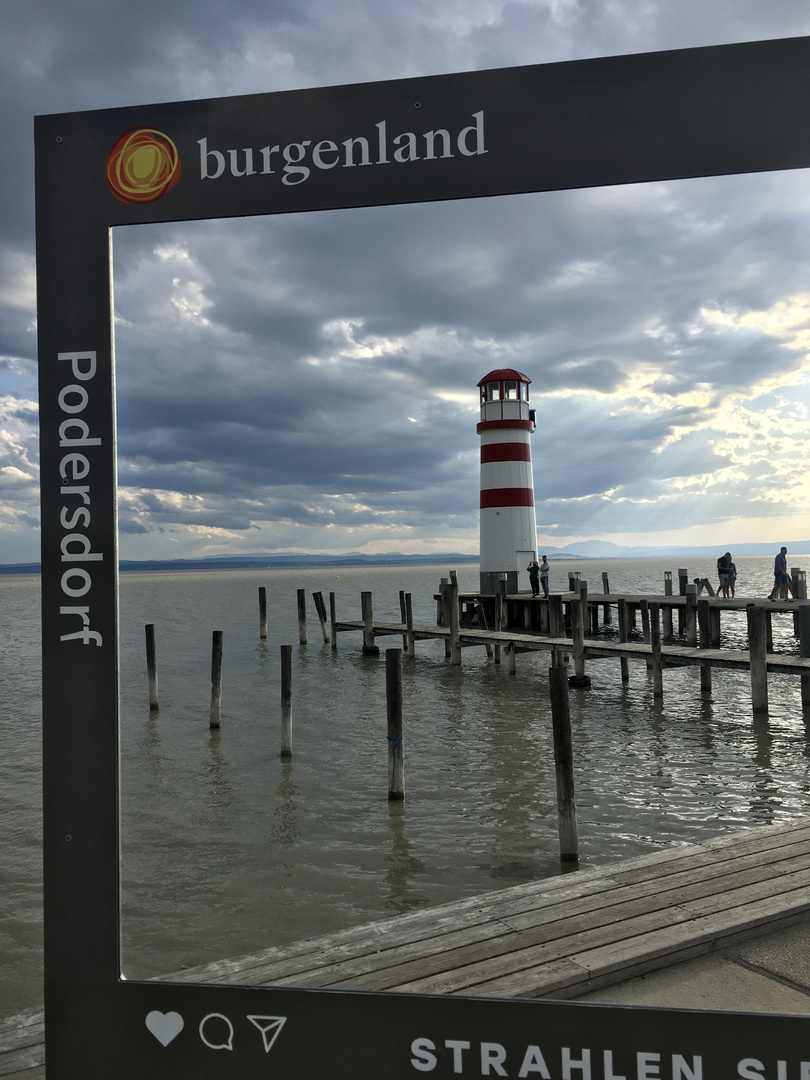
<box><xmin>36</xmin><ymin>35</ymin><xmax>810</xmax><ymax>1079</ymax></box>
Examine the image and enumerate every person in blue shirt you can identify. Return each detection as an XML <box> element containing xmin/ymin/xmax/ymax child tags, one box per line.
<box><xmin>768</xmin><ymin>547</ymin><xmax>792</xmax><ymax>601</ymax></box>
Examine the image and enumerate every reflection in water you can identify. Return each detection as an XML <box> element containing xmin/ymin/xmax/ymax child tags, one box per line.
<box><xmin>384</xmin><ymin>801</ymin><xmax>427</xmax><ymax>913</ymax></box>
<box><xmin>270</xmin><ymin>762</ymin><xmax>299</xmax><ymax>848</ymax></box>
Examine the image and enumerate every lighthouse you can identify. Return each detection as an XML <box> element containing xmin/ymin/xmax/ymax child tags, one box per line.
<box><xmin>477</xmin><ymin>368</ymin><xmax>538</xmax><ymax>594</ymax></box>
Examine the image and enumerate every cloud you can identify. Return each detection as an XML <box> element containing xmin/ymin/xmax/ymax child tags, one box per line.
<box><xmin>4</xmin><ymin>1</ymin><xmax>810</xmax><ymax>561</ymax></box>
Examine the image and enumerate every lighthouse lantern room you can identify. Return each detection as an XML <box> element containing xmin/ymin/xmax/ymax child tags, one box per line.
<box><xmin>477</xmin><ymin>368</ymin><xmax>538</xmax><ymax>594</ymax></box>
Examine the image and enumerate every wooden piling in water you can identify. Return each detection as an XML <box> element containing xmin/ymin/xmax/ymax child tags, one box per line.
<box><xmin>145</xmin><ymin>623</ymin><xmax>159</xmax><ymax>711</ymax></box>
<box><xmin>361</xmin><ymin>591</ymin><xmax>378</xmax><ymax>655</ymax></box>
<box><xmin>330</xmin><ymin>592</ymin><xmax>337</xmax><ymax>651</ymax></box>
<box><xmin>312</xmin><ymin>591</ymin><xmax>330</xmax><ymax>643</ymax></box>
<box><xmin>677</xmin><ymin>568</ymin><xmax>688</xmax><ymax>634</ymax></box>
<box><xmin>697</xmin><ymin>598</ymin><xmax>713</xmax><ymax>694</ymax></box>
<box><xmin>649</xmin><ymin>602</ymin><xmax>663</xmax><ymax>698</ymax></box>
<box><xmin>684</xmin><ymin>583</ymin><xmax>698</xmax><ymax>647</ymax></box>
<box><xmin>506</xmin><ymin>640</ymin><xmax>516</xmax><ymax>675</ymax></box>
<box><xmin>747</xmin><ymin>604</ymin><xmax>768</xmax><ymax>714</ymax></box>
<box><xmin>210</xmin><ymin>629</ymin><xmax>223</xmax><ymax>729</ymax></box>
<box><xmin>662</xmin><ymin>571</ymin><xmax>673</xmax><ymax>642</ymax></box>
<box><xmin>258</xmin><ymin>586</ymin><xmax>268</xmax><ymax>640</ymax></box>
<box><xmin>404</xmin><ymin>593</ymin><xmax>415</xmax><ymax>657</ymax></box>
<box><xmin>601</xmin><ymin>571</ymin><xmax>612</xmax><ymax>625</ymax></box>
<box><xmin>570</xmin><ymin>595</ymin><xmax>585</xmax><ymax>679</ymax></box>
<box><xmin>297</xmin><ymin>588</ymin><xmax>307</xmax><ymax>645</ymax></box>
<box><xmin>799</xmin><ymin>605</ymin><xmax>810</xmax><ymax>710</ymax></box>
<box><xmin>386</xmin><ymin>648</ymin><xmax>404</xmax><ymax>800</ymax></box>
<box><xmin>280</xmin><ymin>644</ymin><xmax>293</xmax><ymax>758</ymax></box>
<box><xmin>548</xmin><ymin>661</ymin><xmax>579</xmax><ymax>863</ymax></box>
<box><xmin>617</xmin><ymin>599</ymin><xmax>630</xmax><ymax>682</ymax></box>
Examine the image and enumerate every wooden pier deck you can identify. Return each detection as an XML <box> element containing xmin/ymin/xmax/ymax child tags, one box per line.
<box><xmin>6</xmin><ymin>818</ymin><xmax>810</xmax><ymax>1077</ymax></box>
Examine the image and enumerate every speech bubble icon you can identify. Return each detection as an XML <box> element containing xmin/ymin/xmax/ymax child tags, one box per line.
<box><xmin>145</xmin><ymin>1010</ymin><xmax>184</xmax><ymax>1047</ymax></box>
<box><xmin>199</xmin><ymin>1013</ymin><xmax>234</xmax><ymax>1051</ymax></box>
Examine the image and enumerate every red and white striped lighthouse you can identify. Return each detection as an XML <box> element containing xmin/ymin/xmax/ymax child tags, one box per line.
<box><xmin>477</xmin><ymin>368</ymin><xmax>538</xmax><ymax>594</ymax></box>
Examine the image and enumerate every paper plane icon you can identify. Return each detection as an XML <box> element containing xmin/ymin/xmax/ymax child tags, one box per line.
<box><xmin>247</xmin><ymin>1015</ymin><xmax>286</xmax><ymax>1053</ymax></box>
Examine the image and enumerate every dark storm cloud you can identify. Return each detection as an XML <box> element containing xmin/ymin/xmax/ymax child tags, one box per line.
<box><xmin>4</xmin><ymin>1</ymin><xmax>810</xmax><ymax>559</ymax></box>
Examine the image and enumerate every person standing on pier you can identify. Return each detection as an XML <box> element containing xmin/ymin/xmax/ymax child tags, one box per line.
<box><xmin>768</xmin><ymin>546</ymin><xmax>792</xmax><ymax>601</ymax></box>
<box><xmin>728</xmin><ymin>558</ymin><xmax>737</xmax><ymax>598</ymax></box>
<box><xmin>527</xmin><ymin>559</ymin><xmax>540</xmax><ymax>597</ymax></box>
<box><xmin>540</xmin><ymin>555</ymin><xmax>550</xmax><ymax>598</ymax></box>
<box><xmin>717</xmin><ymin>552</ymin><xmax>733</xmax><ymax>598</ymax></box>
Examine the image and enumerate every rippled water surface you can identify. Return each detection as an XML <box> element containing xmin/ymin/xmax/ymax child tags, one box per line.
<box><xmin>3</xmin><ymin>556</ymin><xmax>810</xmax><ymax>1012</ymax></box>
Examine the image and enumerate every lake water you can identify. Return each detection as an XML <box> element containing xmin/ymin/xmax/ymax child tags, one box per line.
<box><xmin>3</xmin><ymin>555</ymin><xmax>809</xmax><ymax>1014</ymax></box>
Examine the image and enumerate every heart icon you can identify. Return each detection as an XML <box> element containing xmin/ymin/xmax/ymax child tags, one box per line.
<box><xmin>145</xmin><ymin>1010</ymin><xmax>184</xmax><ymax>1047</ymax></box>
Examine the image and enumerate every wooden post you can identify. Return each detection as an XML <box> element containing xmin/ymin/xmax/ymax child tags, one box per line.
<box><xmin>506</xmin><ymin>640</ymin><xmax>517</xmax><ymax>675</ymax></box>
<box><xmin>549</xmin><ymin>594</ymin><xmax>564</xmax><ymax>639</ymax></box>
<box><xmin>570</xmin><ymin>596</ymin><xmax>585</xmax><ymax>679</ymax></box>
<box><xmin>792</xmin><ymin>569</ymin><xmax>807</xmax><ymax>637</ymax></box>
<box><xmin>548</xmin><ymin>664</ymin><xmax>579</xmax><ymax>862</ymax></box>
<box><xmin>662</xmin><ymin>570</ymin><xmax>674</xmax><ymax>643</ymax></box>
<box><xmin>297</xmin><ymin>588</ymin><xmax>307</xmax><ymax>645</ymax></box>
<box><xmin>617</xmin><ymin>598</ymin><xmax>630</xmax><ymax>682</ymax></box>
<box><xmin>280</xmin><ymin>644</ymin><xmax>292</xmax><ymax>758</ymax></box>
<box><xmin>649</xmin><ymin>602</ymin><xmax>663</xmax><ymax>698</ymax></box>
<box><xmin>399</xmin><ymin>590</ymin><xmax>408</xmax><ymax>652</ymax></box>
<box><xmin>405</xmin><ymin>593</ymin><xmax>415</xmax><ymax>657</ymax></box>
<box><xmin>476</xmin><ymin>598</ymin><xmax>494</xmax><ymax>659</ymax></box>
<box><xmin>329</xmin><ymin>591</ymin><xmax>337</xmax><ymax>652</ymax></box>
<box><xmin>312</xmin><ymin>591</ymin><xmax>330</xmax><ymax>643</ymax></box>
<box><xmin>639</xmin><ymin>598</ymin><xmax>652</xmax><ymax>672</ymax></box>
<box><xmin>747</xmin><ymin>603</ymin><xmax>768</xmax><ymax>714</ymax></box>
<box><xmin>210</xmin><ymin>629</ymin><xmax>223</xmax><ymax>729</ymax></box>
<box><xmin>578</xmin><ymin>580</ymin><xmax>588</xmax><ymax>639</ymax></box>
<box><xmin>684</xmin><ymin>584</ymin><xmax>698</xmax><ymax>647</ymax></box>
<box><xmin>494</xmin><ymin>591</ymin><xmax>504</xmax><ymax>663</ymax></box>
<box><xmin>697</xmin><ymin>599</ymin><xmax>712</xmax><ymax>694</ymax></box>
<box><xmin>258</xmin><ymin>586</ymin><xmax>268</xmax><ymax>640</ymax></box>
<box><xmin>677</xmin><ymin>568</ymin><xmax>688</xmax><ymax>634</ymax></box>
<box><xmin>601</xmin><ymin>571</ymin><xmax>612</xmax><ymax>627</ymax></box>
<box><xmin>361</xmin><ymin>590</ymin><xmax>378</xmax><ymax>655</ymax></box>
<box><xmin>448</xmin><ymin>581</ymin><xmax>461</xmax><ymax>665</ymax></box>
<box><xmin>710</xmin><ymin>606</ymin><xmax>722</xmax><ymax>649</ymax></box>
<box><xmin>799</xmin><ymin>605</ymin><xmax>810</xmax><ymax>710</ymax></box>
<box><xmin>386</xmin><ymin>649</ymin><xmax>404</xmax><ymax>800</ymax></box>
<box><xmin>145</xmin><ymin>623</ymin><xmax>159</xmax><ymax>711</ymax></box>
<box><xmin>664</xmin><ymin>571</ymin><xmax>673</xmax><ymax>596</ymax></box>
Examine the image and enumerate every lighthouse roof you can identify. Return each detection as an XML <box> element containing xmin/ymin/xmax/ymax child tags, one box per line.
<box><xmin>478</xmin><ymin>368</ymin><xmax>531</xmax><ymax>387</ymax></box>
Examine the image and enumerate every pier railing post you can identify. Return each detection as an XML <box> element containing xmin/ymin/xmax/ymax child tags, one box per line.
<box><xmin>386</xmin><ymin>649</ymin><xmax>404</xmax><ymax>800</ymax></box>
<box><xmin>662</xmin><ymin>571</ymin><xmax>673</xmax><ymax>642</ymax></box>
<box><xmin>640</xmin><ymin>597</ymin><xmax>652</xmax><ymax>671</ymax></box>
<box><xmin>210</xmin><ymin>629</ymin><xmax>223</xmax><ymax>729</ymax></box>
<box><xmin>297</xmin><ymin>588</ymin><xmax>307</xmax><ymax>645</ymax></box>
<box><xmin>448</xmin><ymin>581</ymin><xmax>461</xmax><ymax>665</ymax></box>
<box><xmin>548</xmin><ymin>664</ymin><xmax>579</xmax><ymax>863</ymax></box>
<box><xmin>549</xmin><ymin>595</ymin><xmax>564</xmax><ymax>639</ymax></box>
<box><xmin>145</xmin><ymin>623</ymin><xmax>159</xmax><ymax>711</ymax></box>
<box><xmin>330</xmin><ymin>591</ymin><xmax>337</xmax><ymax>652</ymax></box>
<box><xmin>280</xmin><ymin>644</ymin><xmax>293</xmax><ymax>758</ymax></box>
<box><xmin>747</xmin><ymin>603</ymin><xmax>768</xmax><ymax>714</ymax></box>
<box><xmin>258</xmin><ymin>586</ymin><xmax>268</xmax><ymax>640</ymax></box>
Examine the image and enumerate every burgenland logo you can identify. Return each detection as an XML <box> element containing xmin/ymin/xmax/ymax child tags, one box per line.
<box><xmin>106</xmin><ymin>127</ymin><xmax>181</xmax><ymax>204</ymax></box>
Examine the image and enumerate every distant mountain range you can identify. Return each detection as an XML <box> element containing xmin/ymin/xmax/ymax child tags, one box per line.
<box><xmin>3</xmin><ymin>540</ymin><xmax>809</xmax><ymax>575</ymax></box>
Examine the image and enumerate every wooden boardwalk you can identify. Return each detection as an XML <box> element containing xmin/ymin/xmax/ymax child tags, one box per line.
<box><xmin>6</xmin><ymin>818</ymin><xmax>810</xmax><ymax>1078</ymax></box>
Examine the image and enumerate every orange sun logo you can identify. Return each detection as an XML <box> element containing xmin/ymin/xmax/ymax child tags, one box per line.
<box><xmin>107</xmin><ymin>127</ymin><xmax>181</xmax><ymax>204</ymax></box>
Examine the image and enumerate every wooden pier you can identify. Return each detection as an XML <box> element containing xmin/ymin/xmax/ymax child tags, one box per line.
<box><xmin>6</xmin><ymin>818</ymin><xmax>810</xmax><ymax>1078</ymax></box>
<box><xmin>321</xmin><ymin>573</ymin><xmax>810</xmax><ymax>715</ymax></box>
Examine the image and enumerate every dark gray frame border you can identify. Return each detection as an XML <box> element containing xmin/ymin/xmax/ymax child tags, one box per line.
<box><xmin>36</xmin><ymin>35</ymin><xmax>810</xmax><ymax>1079</ymax></box>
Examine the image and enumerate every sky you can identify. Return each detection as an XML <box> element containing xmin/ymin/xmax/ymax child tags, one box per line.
<box><xmin>3</xmin><ymin>1</ymin><xmax>810</xmax><ymax>564</ymax></box>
